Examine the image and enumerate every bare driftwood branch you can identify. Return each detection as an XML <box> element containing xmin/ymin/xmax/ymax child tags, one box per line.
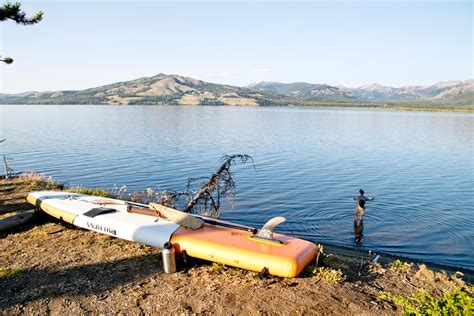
<box><xmin>157</xmin><ymin>190</ymin><xmax>189</xmax><ymax>207</ymax></box>
<box><xmin>156</xmin><ymin>154</ymin><xmax>254</xmax><ymax>218</ymax></box>
<box><xmin>116</xmin><ymin>154</ymin><xmax>254</xmax><ymax>218</ymax></box>
<box><xmin>183</xmin><ymin>154</ymin><xmax>254</xmax><ymax>217</ymax></box>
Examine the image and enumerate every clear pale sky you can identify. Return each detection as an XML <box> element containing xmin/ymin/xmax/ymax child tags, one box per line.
<box><xmin>0</xmin><ymin>0</ymin><xmax>472</xmax><ymax>93</ymax></box>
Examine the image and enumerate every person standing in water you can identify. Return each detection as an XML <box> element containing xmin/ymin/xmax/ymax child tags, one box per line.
<box><xmin>354</xmin><ymin>199</ymin><xmax>366</xmax><ymax>221</ymax></box>
<box><xmin>354</xmin><ymin>189</ymin><xmax>376</xmax><ymax>204</ymax></box>
<box><xmin>353</xmin><ymin>209</ymin><xmax>364</xmax><ymax>243</ymax></box>
<box><xmin>353</xmin><ymin>189</ymin><xmax>375</xmax><ymax>242</ymax></box>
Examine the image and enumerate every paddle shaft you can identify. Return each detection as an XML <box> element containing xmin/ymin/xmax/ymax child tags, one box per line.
<box><xmin>119</xmin><ymin>200</ymin><xmax>258</xmax><ymax>234</ymax></box>
<box><xmin>197</xmin><ymin>218</ymin><xmax>258</xmax><ymax>235</ymax></box>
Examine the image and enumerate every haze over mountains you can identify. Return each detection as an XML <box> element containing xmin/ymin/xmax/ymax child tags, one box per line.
<box><xmin>1</xmin><ymin>73</ymin><xmax>472</xmax><ymax>108</ymax></box>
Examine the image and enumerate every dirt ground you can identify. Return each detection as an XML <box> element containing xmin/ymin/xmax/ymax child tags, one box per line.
<box><xmin>1</xmin><ymin>177</ymin><xmax>472</xmax><ymax>315</ymax></box>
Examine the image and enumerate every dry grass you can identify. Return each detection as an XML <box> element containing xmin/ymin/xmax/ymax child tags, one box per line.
<box><xmin>12</xmin><ymin>173</ymin><xmax>64</xmax><ymax>191</ymax></box>
<box><xmin>0</xmin><ymin>174</ymin><xmax>64</xmax><ymax>218</ymax></box>
<box><xmin>106</xmin><ymin>95</ymin><xmax>129</xmax><ymax>105</ymax></box>
<box><xmin>218</xmin><ymin>96</ymin><xmax>259</xmax><ymax>106</ymax></box>
<box><xmin>179</xmin><ymin>94</ymin><xmax>201</xmax><ymax>105</ymax></box>
<box><xmin>138</xmin><ymin>78</ymin><xmax>195</xmax><ymax>96</ymax></box>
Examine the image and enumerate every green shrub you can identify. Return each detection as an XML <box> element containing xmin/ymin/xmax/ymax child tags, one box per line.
<box><xmin>379</xmin><ymin>287</ymin><xmax>473</xmax><ymax>315</ymax></box>
<box><xmin>312</xmin><ymin>267</ymin><xmax>345</xmax><ymax>283</ymax></box>
<box><xmin>389</xmin><ymin>259</ymin><xmax>412</xmax><ymax>272</ymax></box>
<box><xmin>210</xmin><ymin>262</ymin><xmax>226</xmax><ymax>274</ymax></box>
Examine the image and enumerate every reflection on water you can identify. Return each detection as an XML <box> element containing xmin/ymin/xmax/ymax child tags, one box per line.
<box><xmin>1</xmin><ymin>105</ymin><xmax>473</xmax><ymax>270</ymax></box>
<box><xmin>354</xmin><ymin>219</ymin><xmax>364</xmax><ymax>243</ymax></box>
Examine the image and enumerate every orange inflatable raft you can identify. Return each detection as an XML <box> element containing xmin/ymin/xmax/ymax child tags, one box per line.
<box><xmin>171</xmin><ymin>224</ymin><xmax>317</xmax><ymax>278</ymax></box>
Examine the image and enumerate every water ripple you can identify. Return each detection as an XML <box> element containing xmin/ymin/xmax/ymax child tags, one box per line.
<box><xmin>1</xmin><ymin>104</ymin><xmax>473</xmax><ymax>270</ymax></box>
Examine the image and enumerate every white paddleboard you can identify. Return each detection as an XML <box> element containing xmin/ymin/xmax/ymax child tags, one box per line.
<box><xmin>28</xmin><ymin>191</ymin><xmax>180</xmax><ymax>248</ymax></box>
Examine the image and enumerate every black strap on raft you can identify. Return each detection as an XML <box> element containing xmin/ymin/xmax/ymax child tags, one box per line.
<box><xmin>199</xmin><ymin>218</ymin><xmax>258</xmax><ymax>235</ymax></box>
<box><xmin>83</xmin><ymin>207</ymin><xmax>117</xmax><ymax>218</ymax></box>
<box><xmin>249</xmin><ymin>235</ymin><xmax>284</xmax><ymax>245</ymax></box>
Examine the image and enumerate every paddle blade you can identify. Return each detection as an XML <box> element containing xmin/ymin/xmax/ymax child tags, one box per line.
<box><xmin>149</xmin><ymin>203</ymin><xmax>204</xmax><ymax>230</ymax></box>
<box><xmin>257</xmin><ymin>216</ymin><xmax>286</xmax><ymax>239</ymax></box>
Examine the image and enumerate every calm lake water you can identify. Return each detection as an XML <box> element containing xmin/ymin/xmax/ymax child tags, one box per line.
<box><xmin>1</xmin><ymin>105</ymin><xmax>473</xmax><ymax>270</ymax></box>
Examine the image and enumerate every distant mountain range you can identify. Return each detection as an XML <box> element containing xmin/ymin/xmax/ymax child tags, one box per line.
<box><xmin>247</xmin><ymin>80</ymin><xmax>474</xmax><ymax>105</ymax></box>
<box><xmin>1</xmin><ymin>74</ymin><xmax>473</xmax><ymax>109</ymax></box>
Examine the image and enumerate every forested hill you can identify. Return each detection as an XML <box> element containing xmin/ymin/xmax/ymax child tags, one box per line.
<box><xmin>0</xmin><ymin>74</ymin><xmax>275</xmax><ymax>106</ymax></box>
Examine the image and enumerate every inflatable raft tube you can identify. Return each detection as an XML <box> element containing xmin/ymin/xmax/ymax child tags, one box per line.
<box><xmin>27</xmin><ymin>191</ymin><xmax>317</xmax><ymax>277</ymax></box>
<box><xmin>171</xmin><ymin>225</ymin><xmax>316</xmax><ymax>278</ymax></box>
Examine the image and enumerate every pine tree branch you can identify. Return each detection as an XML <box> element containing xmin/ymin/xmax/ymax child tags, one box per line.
<box><xmin>0</xmin><ymin>2</ymin><xmax>43</xmax><ymax>25</ymax></box>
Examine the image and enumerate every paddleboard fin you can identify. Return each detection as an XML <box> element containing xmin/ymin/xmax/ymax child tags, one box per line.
<box><xmin>150</xmin><ymin>203</ymin><xmax>204</xmax><ymax>230</ymax></box>
<box><xmin>257</xmin><ymin>216</ymin><xmax>286</xmax><ymax>239</ymax></box>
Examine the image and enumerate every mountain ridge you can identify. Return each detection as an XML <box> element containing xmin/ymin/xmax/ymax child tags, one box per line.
<box><xmin>248</xmin><ymin>80</ymin><xmax>474</xmax><ymax>103</ymax></box>
<box><xmin>1</xmin><ymin>74</ymin><xmax>473</xmax><ymax>108</ymax></box>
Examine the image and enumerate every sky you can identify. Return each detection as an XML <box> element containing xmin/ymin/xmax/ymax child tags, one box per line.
<box><xmin>0</xmin><ymin>0</ymin><xmax>472</xmax><ymax>93</ymax></box>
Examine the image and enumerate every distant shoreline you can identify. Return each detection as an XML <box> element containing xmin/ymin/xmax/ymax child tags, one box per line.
<box><xmin>1</xmin><ymin>103</ymin><xmax>473</xmax><ymax>113</ymax></box>
<box><xmin>287</xmin><ymin>104</ymin><xmax>474</xmax><ymax>113</ymax></box>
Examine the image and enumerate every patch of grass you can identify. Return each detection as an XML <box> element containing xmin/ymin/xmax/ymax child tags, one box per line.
<box><xmin>305</xmin><ymin>249</ymin><xmax>348</xmax><ymax>281</ymax></box>
<box><xmin>312</xmin><ymin>267</ymin><xmax>346</xmax><ymax>283</ymax></box>
<box><xmin>379</xmin><ymin>287</ymin><xmax>473</xmax><ymax>315</ymax></box>
<box><xmin>320</xmin><ymin>253</ymin><xmax>349</xmax><ymax>271</ymax></box>
<box><xmin>14</xmin><ymin>174</ymin><xmax>113</xmax><ymax>198</ymax></box>
<box><xmin>210</xmin><ymin>262</ymin><xmax>226</xmax><ymax>274</ymax></box>
<box><xmin>0</xmin><ymin>267</ymin><xmax>26</xmax><ymax>278</ymax></box>
<box><xmin>389</xmin><ymin>259</ymin><xmax>412</xmax><ymax>272</ymax></box>
<box><xmin>70</xmin><ymin>188</ymin><xmax>113</xmax><ymax>198</ymax></box>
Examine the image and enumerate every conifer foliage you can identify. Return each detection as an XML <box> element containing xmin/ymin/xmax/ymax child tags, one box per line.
<box><xmin>0</xmin><ymin>1</ymin><xmax>43</xmax><ymax>64</ymax></box>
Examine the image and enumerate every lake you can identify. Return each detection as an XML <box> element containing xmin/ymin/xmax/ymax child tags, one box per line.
<box><xmin>1</xmin><ymin>104</ymin><xmax>473</xmax><ymax>270</ymax></box>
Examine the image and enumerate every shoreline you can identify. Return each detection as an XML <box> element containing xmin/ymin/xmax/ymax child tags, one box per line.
<box><xmin>1</xmin><ymin>102</ymin><xmax>473</xmax><ymax>113</ymax></box>
<box><xmin>322</xmin><ymin>244</ymin><xmax>474</xmax><ymax>282</ymax></box>
<box><xmin>1</xmin><ymin>175</ymin><xmax>472</xmax><ymax>314</ymax></box>
<box><xmin>2</xmin><ymin>173</ymin><xmax>473</xmax><ymax>277</ymax></box>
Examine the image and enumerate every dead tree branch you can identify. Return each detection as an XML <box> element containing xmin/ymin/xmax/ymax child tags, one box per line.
<box><xmin>155</xmin><ymin>154</ymin><xmax>254</xmax><ymax>218</ymax></box>
<box><xmin>182</xmin><ymin>154</ymin><xmax>254</xmax><ymax>217</ymax></box>
<box><xmin>123</xmin><ymin>154</ymin><xmax>254</xmax><ymax>218</ymax></box>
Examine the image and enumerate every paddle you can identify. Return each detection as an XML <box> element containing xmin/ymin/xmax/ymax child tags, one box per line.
<box><xmin>194</xmin><ymin>217</ymin><xmax>258</xmax><ymax>234</ymax></box>
<box><xmin>85</xmin><ymin>196</ymin><xmax>284</xmax><ymax>235</ymax></box>
<box><xmin>150</xmin><ymin>202</ymin><xmax>260</xmax><ymax>233</ymax></box>
<box><xmin>107</xmin><ymin>198</ymin><xmax>259</xmax><ymax>234</ymax></box>
<box><xmin>150</xmin><ymin>203</ymin><xmax>205</xmax><ymax>230</ymax></box>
